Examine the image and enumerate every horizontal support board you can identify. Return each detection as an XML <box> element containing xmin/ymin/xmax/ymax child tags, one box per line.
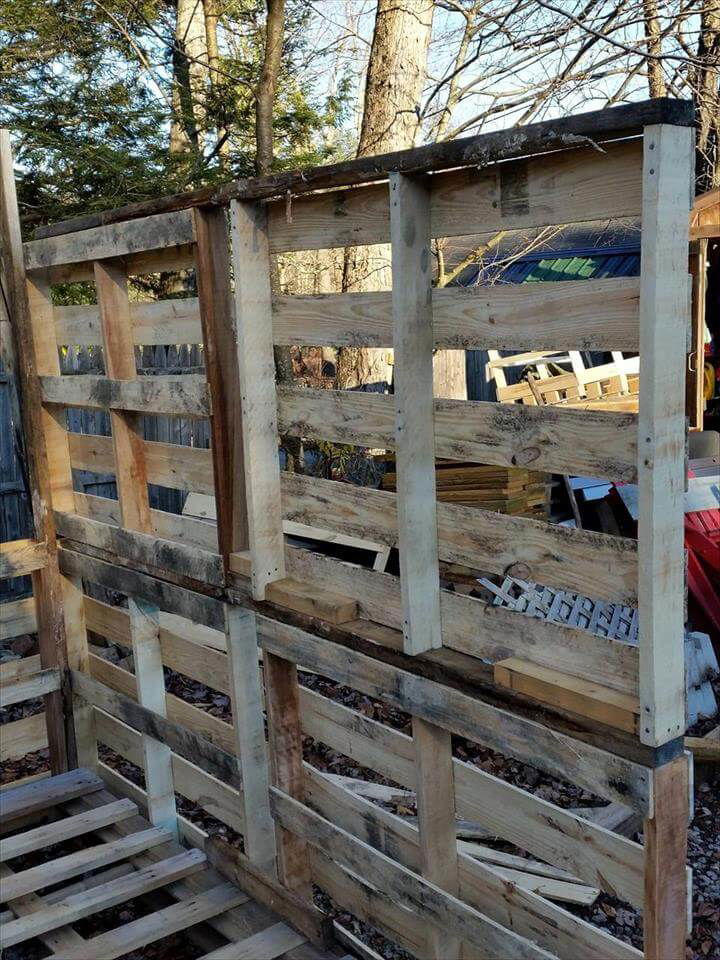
<box><xmin>281</xmin><ymin>473</ymin><xmax>638</xmax><ymax>604</ymax></box>
<box><xmin>271</xmin><ymin>788</ymin><xmax>554</xmax><ymax>959</ymax></box>
<box><xmin>73</xmin><ymin>492</ymin><xmax>218</xmax><ymax>552</ymax></box>
<box><xmin>58</xmin><ymin>546</ymin><xmax>224</xmax><ymax>629</ymax></box>
<box><xmin>24</xmin><ymin>210</ymin><xmax>195</xmax><ymax>271</ymax></box>
<box><xmin>0</xmin><ymin>539</ymin><xmax>48</xmax><ymax>579</ymax></box>
<box><xmin>272</xmin><ymin>277</ymin><xmax>641</xmax><ymax>352</ymax></box>
<box><xmin>0</xmin><ymin>668</ymin><xmax>61</xmax><ymax>708</ymax></box>
<box><xmin>285</xmin><ymin>547</ymin><xmax>639</xmax><ymax>695</ymax></box>
<box><xmin>256</xmin><ymin>615</ymin><xmax>651</xmax><ymax>812</ymax></box>
<box><xmin>0</xmin><ymin>713</ymin><xmax>48</xmax><ymax>762</ymax></box>
<box><xmin>0</xmin><ymin>598</ymin><xmax>37</xmax><ymax>640</ymax></box>
<box><xmin>94</xmin><ymin>709</ymin><xmax>246</xmax><ymax>834</ymax></box>
<box><xmin>304</xmin><ymin>766</ymin><xmax>641</xmax><ymax>958</ymax></box>
<box><xmin>278</xmin><ymin>386</ymin><xmax>639</xmax><ymax>483</ymax></box>
<box><xmin>53</xmin><ymin>298</ymin><xmax>203</xmax><ymax>347</ymax></box>
<box><xmin>40</xmin><ymin>375</ymin><xmax>210</xmax><ymax>418</ymax></box>
<box><xmin>0</xmin><ymin>768</ymin><xmax>103</xmax><ymax>822</ymax></box>
<box><xmin>67</xmin><ymin>433</ymin><xmax>214</xmax><ymax>495</ymax></box>
<box><xmin>71</xmin><ymin>669</ymin><xmax>241</xmax><ymax>788</ymax></box>
<box><xmin>44</xmin><ymin>245</ymin><xmax>197</xmax><ymax>285</ymax></box>
<box><xmin>267</xmin><ymin>140</ymin><xmax>643</xmax><ymax>253</ymax></box>
<box><xmin>54</xmin><ymin>511</ymin><xmax>224</xmax><ymax>586</ymax></box>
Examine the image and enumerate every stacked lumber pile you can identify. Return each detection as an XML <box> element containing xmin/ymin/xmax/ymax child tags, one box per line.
<box><xmin>381</xmin><ymin>460</ymin><xmax>548</xmax><ymax>518</ymax></box>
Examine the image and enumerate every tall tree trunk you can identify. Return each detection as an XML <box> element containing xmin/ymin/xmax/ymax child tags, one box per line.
<box><xmin>695</xmin><ymin>1</ymin><xmax>720</xmax><ymax>192</ymax></box>
<box><xmin>642</xmin><ymin>0</ymin><xmax>667</xmax><ymax>97</ymax></box>
<box><xmin>256</xmin><ymin>0</ymin><xmax>285</xmax><ymax>177</ymax></box>
<box><xmin>254</xmin><ymin>0</ymin><xmax>300</xmax><ymax>468</ymax></box>
<box><xmin>170</xmin><ymin>0</ymin><xmax>210</xmax><ymax>157</ymax></box>
<box><xmin>338</xmin><ymin>0</ymin><xmax>434</xmax><ymax>391</ymax></box>
<box><xmin>203</xmin><ymin>0</ymin><xmax>229</xmax><ymax>164</ymax></box>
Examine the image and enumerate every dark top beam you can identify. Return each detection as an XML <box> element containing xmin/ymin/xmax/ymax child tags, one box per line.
<box><xmin>33</xmin><ymin>98</ymin><xmax>693</xmax><ymax>241</ymax></box>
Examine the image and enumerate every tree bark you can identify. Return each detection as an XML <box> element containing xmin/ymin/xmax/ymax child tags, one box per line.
<box><xmin>695</xmin><ymin>0</ymin><xmax>720</xmax><ymax>192</ymax></box>
<box><xmin>338</xmin><ymin>0</ymin><xmax>434</xmax><ymax>391</ymax></box>
<box><xmin>256</xmin><ymin>0</ymin><xmax>285</xmax><ymax>177</ymax></box>
<box><xmin>170</xmin><ymin>0</ymin><xmax>210</xmax><ymax>156</ymax></box>
<box><xmin>642</xmin><ymin>0</ymin><xmax>667</xmax><ymax>98</ymax></box>
<box><xmin>203</xmin><ymin>0</ymin><xmax>229</xmax><ymax>164</ymax></box>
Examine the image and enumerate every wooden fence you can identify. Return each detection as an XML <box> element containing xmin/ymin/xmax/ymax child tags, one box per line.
<box><xmin>0</xmin><ymin>99</ymin><xmax>696</xmax><ymax>959</ymax></box>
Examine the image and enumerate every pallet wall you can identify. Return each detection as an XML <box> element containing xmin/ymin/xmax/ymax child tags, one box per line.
<box><xmin>5</xmin><ymin>101</ymin><xmax>696</xmax><ymax>960</ymax></box>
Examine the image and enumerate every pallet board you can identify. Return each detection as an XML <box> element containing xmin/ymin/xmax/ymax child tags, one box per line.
<box><xmin>0</xmin><ymin>771</ymin><xmax>336</xmax><ymax>959</ymax></box>
<box><xmin>4</xmin><ymin>100</ymin><xmax>695</xmax><ymax>960</ymax></box>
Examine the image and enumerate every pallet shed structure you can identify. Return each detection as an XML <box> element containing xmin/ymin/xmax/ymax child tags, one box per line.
<box><xmin>0</xmin><ymin>98</ymin><xmax>697</xmax><ymax>959</ymax></box>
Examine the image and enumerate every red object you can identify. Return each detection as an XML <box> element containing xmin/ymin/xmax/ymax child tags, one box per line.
<box><xmin>685</xmin><ymin>508</ymin><xmax>720</xmax><ymax>643</ymax></box>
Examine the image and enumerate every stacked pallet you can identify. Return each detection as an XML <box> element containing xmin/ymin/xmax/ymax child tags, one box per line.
<box><xmin>381</xmin><ymin>460</ymin><xmax>547</xmax><ymax>518</ymax></box>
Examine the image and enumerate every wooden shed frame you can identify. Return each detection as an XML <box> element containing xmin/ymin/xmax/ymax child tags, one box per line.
<box><xmin>0</xmin><ymin>98</ymin><xmax>696</xmax><ymax>960</ymax></box>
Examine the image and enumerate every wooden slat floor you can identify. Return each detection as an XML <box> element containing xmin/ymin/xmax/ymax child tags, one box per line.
<box><xmin>0</xmin><ymin>768</ymin><xmax>345</xmax><ymax>960</ymax></box>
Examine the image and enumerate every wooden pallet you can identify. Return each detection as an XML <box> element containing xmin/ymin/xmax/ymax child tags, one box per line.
<box><xmin>0</xmin><ymin>768</ymin><xmax>341</xmax><ymax>960</ymax></box>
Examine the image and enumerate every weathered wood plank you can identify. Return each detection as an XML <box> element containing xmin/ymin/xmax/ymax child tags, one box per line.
<box><xmin>225</xmin><ymin>606</ymin><xmax>276</xmax><ymax>869</ymax></box>
<box><xmin>1</xmin><ymin>131</ymin><xmax>74</xmax><ymax>772</ymax></box>
<box><xmin>67</xmin><ymin>432</ymin><xmax>214</xmax><ymax>494</ymax></box>
<box><xmin>230</xmin><ymin>200</ymin><xmax>285</xmax><ymax>599</ymax></box>
<box><xmin>0</xmin><ymin>538</ymin><xmax>47</xmax><ymax>579</ymax></box>
<box><xmin>0</xmin><ymin>713</ymin><xmax>48</xmax><ymax>762</ymax></box>
<box><xmin>0</xmin><ymin>849</ymin><xmax>206</xmax><ymax>949</ymax></box>
<box><xmin>57</xmin><ymin>882</ymin><xmax>247</xmax><ymax>960</ymax></box>
<box><xmin>73</xmin><ymin>491</ymin><xmax>218</xmax><ymax>552</ymax></box>
<box><xmin>94</xmin><ymin>259</ymin><xmax>152</xmax><ymax>532</ymax></box>
<box><xmin>285</xmin><ymin>546</ymin><xmax>639</xmax><ymax>696</ymax></box>
<box><xmin>129</xmin><ymin>596</ymin><xmax>178</xmax><ymax>837</ymax></box>
<box><xmin>271</xmin><ymin>788</ymin><xmax>554</xmax><ymax>960</ymax></box>
<box><xmin>0</xmin><ymin>798</ymin><xmax>137</xmax><ymax>861</ymax></box>
<box><xmin>71</xmin><ymin>669</ymin><xmax>240</xmax><ymax>788</ymax></box>
<box><xmin>304</xmin><ymin>766</ymin><xmax>641</xmax><ymax>960</ymax></box>
<box><xmin>58</xmin><ymin>546</ymin><xmax>224</xmax><ymax>629</ymax></box>
<box><xmin>94</xmin><ymin>710</ymin><xmax>246</xmax><ymax>835</ymax></box>
<box><xmin>281</xmin><ymin>473</ymin><xmax>639</xmax><ymax>605</ymax></box>
<box><xmin>54</xmin><ymin>511</ymin><xmax>224</xmax><ymax>586</ymax></box>
<box><xmin>0</xmin><ymin>767</ymin><xmax>103</xmax><ymax>823</ymax></box>
<box><xmin>53</xmin><ymin>297</ymin><xmax>202</xmax><ymax>347</ymax></box>
<box><xmin>272</xmin><ymin>277</ymin><xmax>642</xmax><ymax>352</ymax></box>
<box><xmin>193</xmin><ymin>206</ymin><xmax>249</xmax><ymax>567</ymax></box>
<box><xmin>643</xmin><ymin>755</ymin><xmax>690</xmax><ymax>960</ymax></box>
<box><xmin>390</xmin><ymin>173</ymin><xmax>441</xmax><ymax>656</ymax></box>
<box><xmin>0</xmin><ymin>826</ymin><xmax>172</xmax><ymax>901</ymax></box>
<box><xmin>0</xmin><ymin>597</ymin><xmax>36</xmax><ymax>639</ymax></box>
<box><xmin>40</xmin><ymin>375</ymin><xmax>210</xmax><ymax>417</ymax></box>
<box><xmin>257</xmin><ymin>615</ymin><xmax>651</xmax><ymax>812</ymax></box>
<box><xmin>24</xmin><ymin>210</ymin><xmax>195</xmax><ymax>270</ymax></box>
<box><xmin>267</xmin><ymin>140</ymin><xmax>643</xmax><ymax>253</ymax></box>
<box><xmin>263</xmin><ymin>652</ymin><xmax>312</xmax><ymax>895</ymax></box>
<box><xmin>637</xmin><ymin>124</ymin><xmax>694</xmax><ymax>747</ymax></box>
<box><xmin>33</xmin><ymin>99</ymin><xmax>692</xmax><ymax>241</ymax></box>
<box><xmin>0</xmin><ymin>668</ymin><xmax>61</xmax><ymax>708</ymax></box>
<box><xmin>277</xmin><ymin>386</ymin><xmax>639</xmax><ymax>483</ymax></box>
<box><xmin>413</xmin><ymin>718</ymin><xmax>461</xmax><ymax>957</ymax></box>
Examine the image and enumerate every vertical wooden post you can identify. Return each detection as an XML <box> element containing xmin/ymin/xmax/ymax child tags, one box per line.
<box><xmin>637</xmin><ymin>122</ymin><xmax>694</xmax><ymax>747</ymax></box>
<box><xmin>643</xmin><ymin>755</ymin><xmax>689</xmax><ymax>960</ymax></box>
<box><xmin>61</xmin><ymin>574</ymin><xmax>98</xmax><ymax>770</ymax></box>
<box><xmin>193</xmin><ymin>206</ymin><xmax>249</xmax><ymax>567</ymax></box>
<box><xmin>263</xmin><ymin>651</ymin><xmax>311</xmax><ymax>896</ymax></box>
<box><xmin>389</xmin><ymin>172</ymin><xmax>441</xmax><ymax>656</ymax></box>
<box><xmin>93</xmin><ymin>260</ymin><xmax>152</xmax><ymax>532</ymax></box>
<box><xmin>0</xmin><ymin>130</ymin><xmax>74</xmax><ymax>773</ymax></box>
<box><xmin>413</xmin><ymin>718</ymin><xmax>461</xmax><ymax>960</ymax></box>
<box><xmin>229</xmin><ymin>199</ymin><xmax>285</xmax><ymax>601</ymax></box>
<box><xmin>129</xmin><ymin>597</ymin><xmax>178</xmax><ymax>837</ymax></box>
<box><xmin>225</xmin><ymin>605</ymin><xmax>276</xmax><ymax>870</ymax></box>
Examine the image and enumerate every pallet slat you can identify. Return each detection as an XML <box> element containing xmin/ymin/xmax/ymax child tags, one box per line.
<box><xmin>0</xmin><ymin>668</ymin><xmax>61</xmax><ymax>707</ymax></box>
<box><xmin>272</xmin><ymin>277</ymin><xmax>641</xmax><ymax>352</ymax></box>
<box><xmin>40</xmin><ymin>375</ymin><xmax>210</xmax><ymax>417</ymax></box>
<box><xmin>0</xmin><ymin>538</ymin><xmax>48</xmax><ymax>578</ymax></box>
<box><xmin>277</xmin><ymin>386</ymin><xmax>639</xmax><ymax>483</ymax></box>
